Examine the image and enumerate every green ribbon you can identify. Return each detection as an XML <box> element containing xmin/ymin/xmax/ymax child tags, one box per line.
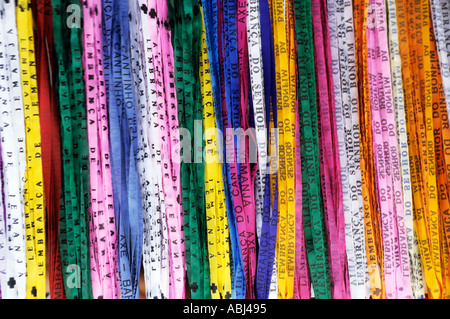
<box><xmin>52</xmin><ymin>0</ymin><xmax>92</xmax><ymax>299</ymax></box>
<box><xmin>171</xmin><ymin>0</ymin><xmax>211</xmax><ymax>299</ymax></box>
<box><xmin>294</xmin><ymin>0</ymin><xmax>331</xmax><ymax>299</ymax></box>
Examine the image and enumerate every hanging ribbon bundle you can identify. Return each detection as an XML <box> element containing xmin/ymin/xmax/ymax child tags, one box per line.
<box><xmin>128</xmin><ymin>0</ymin><xmax>168</xmax><ymax>299</ymax></box>
<box><xmin>295</xmin><ymin>0</ymin><xmax>330</xmax><ymax>299</ymax></box>
<box><xmin>16</xmin><ymin>0</ymin><xmax>47</xmax><ymax>299</ymax></box>
<box><xmin>311</xmin><ymin>0</ymin><xmax>348</xmax><ymax>299</ymax></box>
<box><xmin>326</xmin><ymin>0</ymin><xmax>366</xmax><ymax>299</ymax></box>
<box><xmin>0</xmin><ymin>0</ymin><xmax>27</xmax><ymax>300</ymax></box>
<box><xmin>4</xmin><ymin>0</ymin><xmax>450</xmax><ymax>300</ymax></box>
<box><xmin>82</xmin><ymin>0</ymin><xmax>120</xmax><ymax>299</ymax></box>
<box><xmin>254</xmin><ymin>0</ymin><xmax>280</xmax><ymax>300</ymax></box>
<box><xmin>385</xmin><ymin>0</ymin><xmax>424</xmax><ymax>299</ymax></box>
<box><xmin>101</xmin><ymin>0</ymin><xmax>143</xmax><ymax>299</ymax></box>
<box><xmin>33</xmin><ymin>0</ymin><xmax>65</xmax><ymax>300</ymax></box>
<box><xmin>52</xmin><ymin>0</ymin><xmax>92</xmax><ymax>299</ymax></box>
<box><xmin>147</xmin><ymin>0</ymin><xmax>186</xmax><ymax>299</ymax></box>
<box><xmin>366</xmin><ymin>0</ymin><xmax>412</xmax><ymax>299</ymax></box>
<box><xmin>354</xmin><ymin>0</ymin><xmax>384</xmax><ymax>299</ymax></box>
<box><xmin>172</xmin><ymin>0</ymin><xmax>211</xmax><ymax>299</ymax></box>
<box><xmin>431</xmin><ymin>0</ymin><xmax>450</xmax><ymax>300</ymax></box>
<box><xmin>201</xmin><ymin>0</ymin><xmax>234</xmax><ymax>300</ymax></box>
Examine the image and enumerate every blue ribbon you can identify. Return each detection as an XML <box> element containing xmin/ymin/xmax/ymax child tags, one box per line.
<box><xmin>101</xmin><ymin>0</ymin><xmax>143</xmax><ymax>299</ymax></box>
